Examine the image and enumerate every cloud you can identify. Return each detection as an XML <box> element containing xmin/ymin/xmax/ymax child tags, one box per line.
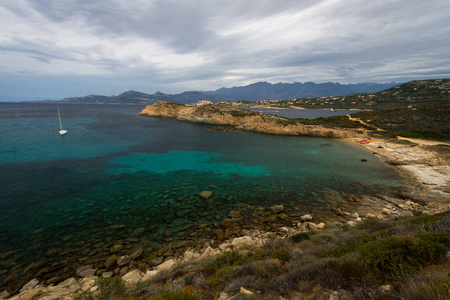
<box><xmin>1</xmin><ymin>0</ymin><xmax>450</xmax><ymax>99</ymax></box>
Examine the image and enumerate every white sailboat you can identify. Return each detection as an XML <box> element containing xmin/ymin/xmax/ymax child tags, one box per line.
<box><xmin>57</xmin><ymin>105</ymin><xmax>68</xmax><ymax>135</ymax></box>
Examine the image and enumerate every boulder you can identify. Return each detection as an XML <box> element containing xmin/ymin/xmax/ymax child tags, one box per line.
<box><xmin>122</xmin><ymin>270</ymin><xmax>142</xmax><ymax>285</ymax></box>
<box><xmin>110</xmin><ymin>244</ymin><xmax>123</xmax><ymax>253</ymax></box>
<box><xmin>183</xmin><ymin>250</ymin><xmax>195</xmax><ymax>261</ymax></box>
<box><xmin>57</xmin><ymin>278</ymin><xmax>78</xmax><ymax>288</ymax></box>
<box><xmin>198</xmin><ymin>191</ymin><xmax>213</xmax><ymax>199</ymax></box>
<box><xmin>308</xmin><ymin>223</ymin><xmax>318</xmax><ymax>231</ymax></box>
<box><xmin>0</xmin><ymin>291</ymin><xmax>10</xmax><ymax>300</ymax></box>
<box><xmin>142</xmin><ymin>270</ymin><xmax>159</xmax><ymax>281</ymax></box>
<box><xmin>300</xmin><ymin>214</ymin><xmax>313</xmax><ymax>221</ymax></box>
<box><xmin>346</xmin><ymin>221</ymin><xmax>356</xmax><ymax>227</ymax></box>
<box><xmin>219</xmin><ymin>243</ymin><xmax>233</xmax><ymax>251</ymax></box>
<box><xmin>351</xmin><ymin>213</ymin><xmax>360</xmax><ymax>218</ymax></box>
<box><xmin>76</xmin><ymin>265</ymin><xmax>93</xmax><ymax>277</ymax></box>
<box><xmin>105</xmin><ymin>255</ymin><xmax>119</xmax><ymax>269</ymax></box>
<box><xmin>23</xmin><ymin>261</ymin><xmax>45</xmax><ymax>275</ymax></box>
<box><xmin>130</xmin><ymin>248</ymin><xmax>143</xmax><ymax>260</ymax></box>
<box><xmin>231</xmin><ymin>236</ymin><xmax>253</xmax><ymax>248</ymax></box>
<box><xmin>19</xmin><ymin>287</ymin><xmax>42</xmax><ymax>300</ymax></box>
<box><xmin>156</xmin><ymin>259</ymin><xmax>175</xmax><ymax>271</ymax></box>
<box><xmin>149</xmin><ymin>256</ymin><xmax>164</xmax><ymax>267</ymax></box>
<box><xmin>79</xmin><ymin>268</ymin><xmax>97</xmax><ymax>278</ymax></box>
<box><xmin>240</xmin><ymin>287</ymin><xmax>253</xmax><ymax>295</ymax></box>
<box><xmin>200</xmin><ymin>246</ymin><xmax>217</xmax><ymax>259</ymax></box>
<box><xmin>102</xmin><ymin>272</ymin><xmax>113</xmax><ymax>278</ymax></box>
<box><xmin>221</xmin><ymin>218</ymin><xmax>241</xmax><ymax>227</ymax></box>
<box><xmin>20</xmin><ymin>279</ymin><xmax>39</xmax><ymax>292</ymax></box>
<box><xmin>267</xmin><ymin>205</ymin><xmax>284</xmax><ymax>214</ymax></box>
<box><xmin>317</xmin><ymin>222</ymin><xmax>326</xmax><ymax>229</ymax></box>
<box><xmin>117</xmin><ymin>255</ymin><xmax>131</xmax><ymax>267</ymax></box>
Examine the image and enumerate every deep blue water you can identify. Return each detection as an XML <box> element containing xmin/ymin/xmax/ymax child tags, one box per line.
<box><xmin>0</xmin><ymin>102</ymin><xmax>406</xmax><ymax>283</ymax></box>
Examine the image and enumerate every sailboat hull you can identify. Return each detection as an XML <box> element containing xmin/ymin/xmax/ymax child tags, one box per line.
<box><xmin>59</xmin><ymin>130</ymin><xmax>68</xmax><ymax>135</ymax></box>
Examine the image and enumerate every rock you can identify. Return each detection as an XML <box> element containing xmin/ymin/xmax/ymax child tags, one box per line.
<box><xmin>23</xmin><ymin>261</ymin><xmax>45</xmax><ymax>275</ymax></box>
<box><xmin>382</xmin><ymin>208</ymin><xmax>391</xmax><ymax>215</ymax></box>
<box><xmin>0</xmin><ymin>291</ymin><xmax>10</xmax><ymax>300</ymax></box>
<box><xmin>351</xmin><ymin>212</ymin><xmax>359</xmax><ymax>218</ymax></box>
<box><xmin>219</xmin><ymin>243</ymin><xmax>233</xmax><ymax>251</ymax></box>
<box><xmin>142</xmin><ymin>270</ymin><xmax>159</xmax><ymax>281</ymax></box>
<box><xmin>221</xmin><ymin>218</ymin><xmax>241</xmax><ymax>227</ymax></box>
<box><xmin>267</xmin><ymin>205</ymin><xmax>284</xmax><ymax>214</ymax></box>
<box><xmin>122</xmin><ymin>270</ymin><xmax>142</xmax><ymax>285</ymax></box>
<box><xmin>317</xmin><ymin>222</ymin><xmax>326</xmax><ymax>229</ymax></box>
<box><xmin>346</xmin><ymin>221</ymin><xmax>356</xmax><ymax>227</ymax></box>
<box><xmin>19</xmin><ymin>287</ymin><xmax>42</xmax><ymax>300</ymax></box>
<box><xmin>131</xmin><ymin>227</ymin><xmax>146</xmax><ymax>237</ymax></box>
<box><xmin>218</xmin><ymin>292</ymin><xmax>230</xmax><ymax>300</ymax></box>
<box><xmin>102</xmin><ymin>271</ymin><xmax>114</xmax><ymax>278</ymax></box>
<box><xmin>279</xmin><ymin>227</ymin><xmax>289</xmax><ymax>233</ymax></box>
<box><xmin>57</xmin><ymin>278</ymin><xmax>78</xmax><ymax>288</ymax></box>
<box><xmin>110</xmin><ymin>244</ymin><xmax>123</xmax><ymax>253</ymax></box>
<box><xmin>199</xmin><ymin>191</ymin><xmax>213</xmax><ymax>199</ymax></box>
<box><xmin>231</xmin><ymin>236</ymin><xmax>253</xmax><ymax>248</ymax></box>
<box><xmin>149</xmin><ymin>256</ymin><xmax>164</xmax><ymax>267</ymax></box>
<box><xmin>240</xmin><ymin>287</ymin><xmax>253</xmax><ymax>295</ymax></box>
<box><xmin>308</xmin><ymin>223</ymin><xmax>318</xmax><ymax>230</ymax></box>
<box><xmin>76</xmin><ymin>265</ymin><xmax>93</xmax><ymax>277</ymax></box>
<box><xmin>130</xmin><ymin>248</ymin><xmax>143</xmax><ymax>260</ymax></box>
<box><xmin>366</xmin><ymin>213</ymin><xmax>376</xmax><ymax>218</ymax></box>
<box><xmin>183</xmin><ymin>250</ymin><xmax>195</xmax><ymax>261</ymax></box>
<box><xmin>20</xmin><ymin>279</ymin><xmax>39</xmax><ymax>292</ymax></box>
<box><xmin>105</xmin><ymin>255</ymin><xmax>119</xmax><ymax>269</ymax></box>
<box><xmin>300</xmin><ymin>214</ymin><xmax>313</xmax><ymax>221</ymax></box>
<box><xmin>117</xmin><ymin>255</ymin><xmax>131</xmax><ymax>267</ymax></box>
<box><xmin>79</xmin><ymin>268</ymin><xmax>97</xmax><ymax>278</ymax></box>
<box><xmin>200</xmin><ymin>246</ymin><xmax>216</xmax><ymax>259</ymax></box>
<box><xmin>381</xmin><ymin>284</ymin><xmax>392</xmax><ymax>291</ymax></box>
<box><xmin>156</xmin><ymin>259</ymin><xmax>175</xmax><ymax>271</ymax></box>
<box><xmin>81</xmin><ymin>279</ymin><xmax>96</xmax><ymax>291</ymax></box>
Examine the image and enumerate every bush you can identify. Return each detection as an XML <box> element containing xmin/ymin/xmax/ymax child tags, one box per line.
<box><xmin>152</xmin><ymin>290</ymin><xmax>201</xmax><ymax>300</ymax></box>
<box><xmin>318</xmin><ymin>260</ymin><xmax>370</xmax><ymax>290</ymax></box>
<box><xmin>289</xmin><ymin>232</ymin><xmax>310</xmax><ymax>243</ymax></box>
<box><xmin>97</xmin><ymin>276</ymin><xmax>126</xmax><ymax>300</ymax></box>
<box><xmin>359</xmin><ymin>235</ymin><xmax>449</xmax><ymax>282</ymax></box>
<box><xmin>399</xmin><ymin>277</ymin><xmax>450</xmax><ymax>300</ymax></box>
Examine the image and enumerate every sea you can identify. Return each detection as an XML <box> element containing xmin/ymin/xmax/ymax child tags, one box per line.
<box><xmin>0</xmin><ymin>102</ymin><xmax>406</xmax><ymax>286</ymax></box>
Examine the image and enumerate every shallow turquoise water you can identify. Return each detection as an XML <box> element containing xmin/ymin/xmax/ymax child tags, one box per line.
<box><xmin>0</xmin><ymin>102</ymin><xmax>407</xmax><ymax>285</ymax></box>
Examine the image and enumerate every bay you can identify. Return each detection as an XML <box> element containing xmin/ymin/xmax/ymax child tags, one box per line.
<box><xmin>0</xmin><ymin>102</ymin><xmax>406</xmax><ymax>287</ymax></box>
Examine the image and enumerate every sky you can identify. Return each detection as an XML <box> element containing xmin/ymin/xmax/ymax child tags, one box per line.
<box><xmin>1</xmin><ymin>0</ymin><xmax>450</xmax><ymax>101</ymax></box>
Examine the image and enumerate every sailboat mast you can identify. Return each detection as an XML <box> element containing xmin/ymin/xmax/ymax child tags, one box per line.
<box><xmin>58</xmin><ymin>105</ymin><xmax>63</xmax><ymax>131</ymax></box>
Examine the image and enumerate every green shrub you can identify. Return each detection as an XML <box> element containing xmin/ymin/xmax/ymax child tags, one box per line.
<box><xmin>399</xmin><ymin>277</ymin><xmax>450</xmax><ymax>300</ymax></box>
<box><xmin>289</xmin><ymin>232</ymin><xmax>310</xmax><ymax>243</ymax></box>
<box><xmin>74</xmin><ymin>291</ymin><xmax>93</xmax><ymax>300</ymax></box>
<box><xmin>359</xmin><ymin>235</ymin><xmax>449</xmax><ymax>282</ymax></box>
<box><xmin>152</xmin><ymin>290</ymin><xmax>201</xmax><ymax>300</ymax></box>
<box><xmin>97</xmin><ymin>276</ymin><xmax>126</xmax><ymax>300</ymax></box>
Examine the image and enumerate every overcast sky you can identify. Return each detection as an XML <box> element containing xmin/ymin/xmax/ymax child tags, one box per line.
<box><xmin>1</xmin><ymin>0</ymin><xmax>450</xmax><ymax>100</ymax></box>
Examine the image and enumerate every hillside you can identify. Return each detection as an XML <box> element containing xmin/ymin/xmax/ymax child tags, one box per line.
<box><xmin>56</xmin><ymin>90</ymin><xmax>224</xmax><ymax>105</ymax></box>
<box><xmin>228</xmin><ymin>78</ymin><xmax>450</xmax><ymax>110</ymax></box>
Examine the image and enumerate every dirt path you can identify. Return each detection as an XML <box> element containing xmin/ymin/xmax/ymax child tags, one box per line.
<box><xmin>347</xmin><ymin>115</ymin><xmax>450</xmax><ymax>146</ymax></box>
<box><xmin>396</xmin><ymin>136</ymin><xmax>450</xmax><ymax>146</ymax></box>
<box><xmin>346</xmin><ymin>114</ymin><xmax>385</xmax><ymax>131</ymax></box>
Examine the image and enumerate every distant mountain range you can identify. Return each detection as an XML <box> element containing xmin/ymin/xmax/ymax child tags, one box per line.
<box><xmin>203</xmin><ymin>81</ymin><xmax>401</xmax><ymax>101</ymax></box>
<box><xmin>34</xmin><ymin>81</ymin><xmax>401</xmax><ymax>104</ymax></box>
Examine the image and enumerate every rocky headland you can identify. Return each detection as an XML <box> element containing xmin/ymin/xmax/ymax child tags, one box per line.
<box><xmin>139</xmin><ymin>101</ymin><xmax>356</xmax><ymax>138</ymax></box>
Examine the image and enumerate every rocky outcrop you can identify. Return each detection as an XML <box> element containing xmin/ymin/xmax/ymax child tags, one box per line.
<box><xmin>140</xmin><ymin>101</ymin><xmax>356</xmax><ymax>138</ymax></box>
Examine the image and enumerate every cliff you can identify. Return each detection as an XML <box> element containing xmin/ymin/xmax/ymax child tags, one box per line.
<box><xmin>139</xmin><ymin>101</ymin><xmax>356</xmax><ymax>138</ymax></box>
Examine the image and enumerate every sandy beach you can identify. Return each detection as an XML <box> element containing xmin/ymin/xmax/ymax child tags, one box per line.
<box><xmin>354</xmin><ymin>137</ymin><xmax>450</xmax><ymax>195</ymax></box>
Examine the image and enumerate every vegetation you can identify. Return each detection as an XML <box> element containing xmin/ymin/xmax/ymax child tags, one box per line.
<box><xmin>221</xmin><ymin>78</ymin><xmax>450</xmax><ymax>110</ymax></box>
<box><xmin>88</xmin><ymin>211</ymin><xmax>450</xmax><ymax>299</ymax></box>
<box><xmin>353</xmin><ymin>101</ymin><xmax>450</xmax><ymax>141</ymax></box>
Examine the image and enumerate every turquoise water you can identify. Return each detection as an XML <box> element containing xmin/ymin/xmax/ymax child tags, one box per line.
<box><xmin>0</xmin><ymin>102</ymin><xmax>407</xmax><ymax>288</ymax></box>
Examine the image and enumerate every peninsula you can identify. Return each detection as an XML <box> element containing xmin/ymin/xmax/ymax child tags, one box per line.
<box><xmin>139</xmin><ymin>101</ymin><xmax>361</xmax><ymax>138</ymax></box>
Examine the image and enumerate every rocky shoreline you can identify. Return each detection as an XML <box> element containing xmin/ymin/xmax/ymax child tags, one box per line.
<box><xmin>3</xmin><ymin>196</ymin><xmax>447</xmax><ymax>300</ymax></box>
<box><xmin>2</xmin><ymin>102</ymin><xmax>449</xmax><ymax>299</ymax></box>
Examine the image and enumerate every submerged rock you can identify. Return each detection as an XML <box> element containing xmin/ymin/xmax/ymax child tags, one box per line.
<box><xmin>198</xmin><ymin>190</ymin><xmax>213</xmax><ymax>199</ymax></box>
